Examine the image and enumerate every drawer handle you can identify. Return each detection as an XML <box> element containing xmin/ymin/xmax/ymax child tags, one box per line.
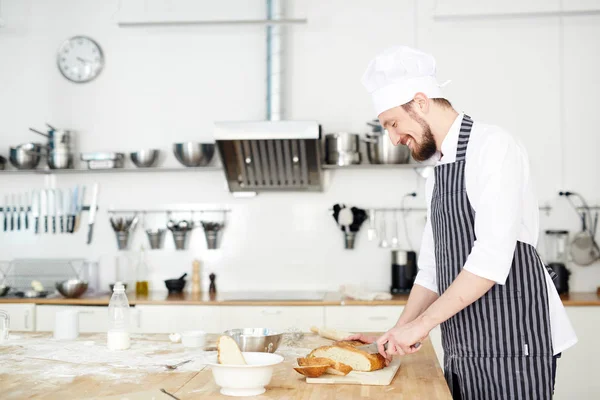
<box><xmin>368</xmin><ymin>316</ymin><xmax>389</xmax><ymax>321</ymax></box>
<box><xmin>78</xmin><ymin>311</ymin><xmax>94</xmax><ymax>315</ymax></box>
<box><xmin>260</xmin><ymin>310</ymin><xmax>282</xmax><ymax>316</ymax></box>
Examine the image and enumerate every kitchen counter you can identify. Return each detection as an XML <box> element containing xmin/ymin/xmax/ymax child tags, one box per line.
<box><xmin>1</xmin><ymin>290</ymin><xmax>599</xmax><ymax>306</ymax></box>
<box><xmin>0</xmin><ymin>332</ymin><xmax>451</xmax><ymax>399</ymax></box>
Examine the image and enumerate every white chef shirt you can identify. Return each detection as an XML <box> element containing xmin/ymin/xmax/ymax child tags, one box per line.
<box><xmin>414</xmin><ymin>113</ymin><xmax>578</xmax><ymax>355</ymax></box>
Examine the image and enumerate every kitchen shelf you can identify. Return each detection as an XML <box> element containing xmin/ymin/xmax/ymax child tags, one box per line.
<box><xmin>0</xmin><ymin>166</ymin><xmax>222</xmax><ymax>175</ymax></box>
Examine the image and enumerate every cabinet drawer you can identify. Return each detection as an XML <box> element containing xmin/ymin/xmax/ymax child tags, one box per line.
<box><xmin>324</xmin><ymin>306</ymin><xmax>404</xmax><ymax>332</ymax></box>
<box><xmin>36</xmin><ymin>305</ymin><xmax>110</xmax><ymax>333</ymax></box>
<box><xmin>221</xmin><ymin>306</ymin><xmax>324</xmax><ymax>332</ymax></box>
<box><xmin>134</xmin><ymin>305</ymin><xmax>221</xmax><ymax>333</ymax></box>
<box><xmin>0</xmin><ymin>303</ymin><xmax>36</xmax><ymax>332</ymax></box>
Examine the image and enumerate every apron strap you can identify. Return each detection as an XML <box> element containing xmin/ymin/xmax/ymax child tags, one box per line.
<box><xmin>455</xmin><ymin>114</ymin><xmax>473</xmax><ymax>162</ymax></box>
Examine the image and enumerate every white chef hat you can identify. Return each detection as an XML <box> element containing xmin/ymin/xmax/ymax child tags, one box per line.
<box><xmin>361</xmin><ymin>46</ymin><xmax>447</xmax><ymax>115</ymax></box>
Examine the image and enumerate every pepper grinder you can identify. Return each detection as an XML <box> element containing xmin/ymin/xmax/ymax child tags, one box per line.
<box><xmin>209</xmin><ymin>273</ymin><xmax>217</xmax><ymax>294</ymax></box>
<box><xmin>191</xmin><ymin>259</ymin><xmax>201</xmax><ymax>295</ymax></box>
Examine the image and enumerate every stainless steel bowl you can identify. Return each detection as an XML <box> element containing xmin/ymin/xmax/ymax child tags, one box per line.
<box><xmin>131</xmin><ymin>149</ymin><xmax>160</xmax><ymax>168</ymax></box>
<box><xmin>173</xmin><ymin>142</ymin><xmax>215</xmax><ymax>167</ymax></box>
<box><xmin>55</xmin><ymin>279</ymin><xmax>89</xmax><ymax>298</ymax></box>
<box><xmin>365</xmin><ymin>133</ymin><xmax>410</xmax><ymax>164</ymax></box>
<box><xmin>48</xmin><ymin>150</ymin><xmax>74</xmax><ymax>169</ymax></box>
<box><xmin>9</xmin><ymin>143</ymin><xmax>43</xmax><ymax>170</ymax></box>
<box><xmin>223</xmin><ymin>328</ymin><xmax>283</xmax><ymax>353</ymax></box>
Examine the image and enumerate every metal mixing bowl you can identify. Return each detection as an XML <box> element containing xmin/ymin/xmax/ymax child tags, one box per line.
<box><xmin>56</xmin><ymin>279</ymin><xmax>89</xmax><ymax>298</ymax></box>
<box><xmin>9</xmin><ymin>143</ymin><xmax>43</xmax><ymax>170</ymax></box>
<box><xmin>131</xmin><ymin>149</ymin><xmax>160</xmax><ymax>168</ymax></box>
<box><xmin>173</xmin><ymin>142</ymin><xmax>215</xmax><ymax>167</ymax></box>
<box><xmin>223</xmin><ymin>328</ymin><xmax>283</xmax><ymax>353</ymax></box>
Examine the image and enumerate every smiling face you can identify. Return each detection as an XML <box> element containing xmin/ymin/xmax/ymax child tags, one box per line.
<box><xmin>378</xmin><ymin>100</ymin><xmax>438</xmax><ymax>162</ymax></box>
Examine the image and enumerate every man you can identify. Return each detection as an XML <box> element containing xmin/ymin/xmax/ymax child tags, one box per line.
<box><xmin>350</xmin><ymin>46</ymin><xmax>578</xmax><ymax>399</ymax></box>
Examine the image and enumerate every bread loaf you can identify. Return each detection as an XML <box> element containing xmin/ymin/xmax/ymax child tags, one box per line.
<box><xmin>297</xmin><ymin>357</ymin><xmax>353</xmax><ymax>376</ymax></box>
<box><xmin>307</xmin><ymin>343</ymin><xmax>385</xmax><ymax>372</ymax></box>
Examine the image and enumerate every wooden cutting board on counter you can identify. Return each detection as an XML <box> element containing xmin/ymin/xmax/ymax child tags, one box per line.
<box><xmin>306</xmin><ymin>357</ymin><xmax>401</xmax><ymax>386</ymax></box>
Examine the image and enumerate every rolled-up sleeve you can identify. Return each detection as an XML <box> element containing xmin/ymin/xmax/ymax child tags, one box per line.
<box><xmin>414</xmin><ymin>175</ymin><xmax>438</xmax><ymax>294</ymax></box>
<box><xmin>462</xmin><ymin>131</ymin><xmax>525</xmax><ymax>284</ymax></box>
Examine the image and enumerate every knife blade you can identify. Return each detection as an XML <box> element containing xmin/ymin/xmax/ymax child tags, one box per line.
<box><xmin>31</xmin><ymin>191</ymin><xmax>40</xmax><ymax>234</ymax></box>
<box><xmin>16</xmin><ymin>194</ymin><xmax>21</xmax><ymax>230</ymax></box>
<box><xmin>87</xmin><ymin>183</ymin><xmax>99</xmax><ymax>245</ymax></box>
<box><xmin>74</xmin><ymin>185</ymin><xmax>86</xmax><ymax>233</ymax></box>
<box><xmin>356</xmin><ymin>341</ymin><xmax>420</xmax><ymax>353</ymax></box>
<box><xmin>2</xmin><ymin>195</ymin><xmax>7</xmax><ymax>232</ymax></box>
<box><xmin>48</xmin><ymin>189</ymin><xmax>56</xmax><ymax>234</ymax></box>
<box><xmin>40</xmin><ymin>189</ymin><xmax>48</xmax><ymax>233</ymax></box>
<box><xmin>55</xmin><ymin>189</ymin><xmax>63</xmax><ymax>233</ymax></box>
<box><xmin>64</xmin><ymin>188</ymin><xmax>72</xmax><ymax>234</ymax></box>
<box><xmin>24</xmin><ymin>192</ymin><xmax>29</xmax><ymax>230</ymax></box>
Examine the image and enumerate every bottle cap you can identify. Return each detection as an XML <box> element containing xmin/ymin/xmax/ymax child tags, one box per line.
<box><xmin>113</xmin><ymin>281</ymin><xmax>125</xmax><ymax>291</ymax></box>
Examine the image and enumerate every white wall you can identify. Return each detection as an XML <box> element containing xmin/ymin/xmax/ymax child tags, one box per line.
<box><xmin>0</xmin><ymin>0</ymin><xmax>599</xmax><ymax>294</ymax></box>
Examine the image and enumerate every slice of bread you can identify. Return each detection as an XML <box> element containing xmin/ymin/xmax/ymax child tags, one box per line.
<box><xmin>307</xmin><ymin>344</ymin><xmax>385</xmax><ymax>372</ymax></box>
<box><xmin>293</xmin><ymin>365</ymin><xmax>330</xmax><ymax>378</ymax></box>
<box><xmin>297</xmin><ymin>357</ymin><xmax>353</xmax><ymax>376</ymax></box>
<box><xmin>217</xmin><ymin>336</ymin><xmax>246</xmax><ymax>365</ymax></box>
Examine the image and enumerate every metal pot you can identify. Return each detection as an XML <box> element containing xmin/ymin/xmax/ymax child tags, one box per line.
<box><xmin>324</xmin><ymin>133</ymin><xmax>361</xmax><ymax>165</ymax></box>
<box><xmin>364</xmin><ymin>132</ymin><xmax>410</xmax><ymax>164</ymax></box>
<box><xmin>48</xmin><ymin>149</ymin><xmax>74</xmax><ymax>169</ymax></box>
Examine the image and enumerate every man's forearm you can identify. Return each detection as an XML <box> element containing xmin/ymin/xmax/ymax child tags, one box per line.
<box><xmin>418</xmin><ymin>270</ymin><xmax>495</xmax><ymax>330</ymax></box>
<box><xmin>396</xmin><ymin>284</ymin><xmax>439</xmax><ymax>326</ymax></box>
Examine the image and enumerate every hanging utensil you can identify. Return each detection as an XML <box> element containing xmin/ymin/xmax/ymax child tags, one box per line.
<box><xmin>74</xmin><ymin>185</ymin><xmax>86</xmax><ymax>232</ymax></box>
<box><xmin>16</xmin><ymin>194</ymin><xmax>21</xmax><ymax>231</ymax></box>
<box><xmin>367</xmin><ymin>209</ymin><xmax>376</xmax><ymax>241</ymax></box>
<box><xmin>10</xmin><ymin>194</ymin><xmax>15</xmax><ymax>231</ymax></box>
<box><xmin>31</xmin><ymin>191</ymin><xmax>40</xmax><ymax>234</ymax></box>
<box><xmin>379</xmin><ymin>211</ymin><xmax>388</xmax><ymax>248</ymax></box>
<box><xmin>87</xmin><ymin>183</ymin><xmax>99</xmax><ymax>244</ymax></box>
<box><xmin>570</xmin><ymin>212</ymin><xmax>600</xmax><ymax>266</ymax></box>
<box><xmin>63</xmin><ymin>188</ymin><xmax>71</xmax><ymax>234</ymax></box>
<box><xmin>3</xmin><ymin>195</ymin><xmax>7</xmax><ymax>232</ymax></box>
<box><xmin>48</xmin><ymin>189</ymin><xmax>56</xmax><ymax>234</ymax></box>
<box><xmin>69</xmin><ymin>186</ymin><xmax>78</xmax><ymax>233</ymax></box>
<box><xmin>40</xmin><ymin>190</ymin><xmax>48</xmax><ymax>234</ymax></box>
<box><xmin>391</xmin><ymin>210</ymin><xmax>399</xmax><ymax>248</ymax></box>
<box><xmin>24</xmin><ymin>192</ymin><xmax>29</xmax><ymax>230</ymax></box>
<box><xmin>55</xmin><ymin>189</ymin><xmax>63</xmax><ymax>233</ymax></box>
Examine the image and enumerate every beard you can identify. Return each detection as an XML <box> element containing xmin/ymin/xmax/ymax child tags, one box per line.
<box><xmin>405</xmin><ymin>109</ymin><xmax>437</xmax><ymax>162</ymax></box>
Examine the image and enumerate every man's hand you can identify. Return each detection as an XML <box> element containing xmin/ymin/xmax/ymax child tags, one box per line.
<box><xmin>377</xmin><ymin>317</ymin><xmax>430</xmax><ymax>358</ymax></box>
<box><xmin>343</xmin><ymin>333</ymin><xmax>392</xmax><ymax>366</ymax></box>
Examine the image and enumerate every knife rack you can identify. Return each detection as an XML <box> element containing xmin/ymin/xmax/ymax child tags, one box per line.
<box><xmin>0</xmin><ymin>205</ymin><xmax>97</xmax><ymax>212</ymax></box>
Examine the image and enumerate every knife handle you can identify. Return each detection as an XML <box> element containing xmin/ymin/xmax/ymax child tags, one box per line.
<box><xmin>35</xmin><ymin>218</ymin><xmax>39</xmax><ymax>234</ymax></box>
<box><xmin>17</xmin><ymin>214</ymin><xmax>21</xmax><ymax>230</ymax></box>
<box><xmin>52</xmin><ymin>217</ymin><xmax>56</xmax><ymax>234</ymax></box>
<box><xmin>60</xmin><ymin>217</ymin><xmax>64</xmax><ymax>233</ymax></box>
<box><xmin>3</xmin><ymin>215</ymin><xmax>6</xmax><ymax>232</ymax></box>
<box><xmin>10</xmin><ymin>213</ymin><xmax>14</xmax><ymax>231</ymax></box>
<box><xmin>44</xmin><ymin>216</ymin><xmax>48</xmax><ymax>233</ymax></box>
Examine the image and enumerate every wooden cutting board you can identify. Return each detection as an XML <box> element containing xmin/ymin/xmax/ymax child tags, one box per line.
<box><xmin>305</xmin><ymin>357</ymin><xmax>401</xmax><ymax>386</ymax></box>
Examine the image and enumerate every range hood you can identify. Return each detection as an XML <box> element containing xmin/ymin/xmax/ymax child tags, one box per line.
<box><xmin>214</xmin><ymin>0</ymin><xmax>323</xmax><ymax>193</ymax></box>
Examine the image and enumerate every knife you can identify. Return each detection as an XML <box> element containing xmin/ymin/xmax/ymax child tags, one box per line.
<box><xmin>40</xmin><ymin>189</ymin><xmax>48</xmax><ymax>233</ymax></box>
<box><xmin>24</xmin><ymin>192</ymin><xmax>29</xmax><ymax>230</ymax></box>
<box><xmin>2</xmin><ymin>195</ymin><xmax>7</xmax><ymax>232</ymax></box>
<box><xmin>16</xmin><ymin>194</ymin><xmax>21</xmax><ymax>230</ymax></box>
<box><xmin>74</xmin><ymin>185</ymin><xmax>86</xmax><ymax>233</ymax></box>
<box><xmin>64</xmin><ymin>188</ymin><xmax>72</xmax><ymax>234</ymax></box>
<box><xmin>56</xmin><ymin>189</ymin><xmax>63</xmax><ymax>233</ymax></box>
<box><xmin>31</xmin><ymin>191</ymin><xmax>40</xmax><ymax>234</ymax></box>
<box><xmin>87</xmin><ymin>183</ymin><xmax>99</xmax><ymax>244</ymax></box>
<box><xmin>48</xmin><ymin>189</ymin><xmax>56</xmax><ymax>234</ymax></box>
<box><xmin>69</xmin><ymin>186</ymin><xmax>79</xmax><ymax>233</ymax></box>
<box><xmin>10</xmin><ymin>194</ymin><xmax>15</xmax><ymax>231</ymax></box>
<box><xmin>356</xmin><ymin>341</ymin><xmax>420</xmax><ymax>353</ymax></box>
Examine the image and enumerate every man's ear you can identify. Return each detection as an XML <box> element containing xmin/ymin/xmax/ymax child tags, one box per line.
<box><xmin>412</xmin><ymin>92</ymin><xmax>430</xmax><ymax>114</ymax></box>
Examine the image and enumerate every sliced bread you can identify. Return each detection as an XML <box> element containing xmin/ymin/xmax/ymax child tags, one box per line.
<box><xmin>293</xmin><ymin>365</ymin><xmax>330</xmax><ymax>378</ymax></box>
<box><xmin>307</xmin><ymin>344</ymin><xmax>385</xmax><ymax>372</ymax></box>
<box><xmin>217</xmin><ymin>336</ymin><xmax>246</xmax><ymax>365</ymax></box>
<box><xmin>297</xmin><ymin>357</ymin><xmax>353</xmax><ymax>376</ymax></box>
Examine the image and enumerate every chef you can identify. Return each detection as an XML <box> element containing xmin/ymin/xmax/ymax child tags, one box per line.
<box><xmin>349</xmin><ymin>46</ymin><xmax>578</xmax><ymax>399</ymax></box>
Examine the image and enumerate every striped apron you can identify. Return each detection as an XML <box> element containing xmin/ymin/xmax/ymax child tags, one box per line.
<box><xmin>431</xmin><ymin>115</ymin><xmax>556</xmax><ymax>400</ymax></box>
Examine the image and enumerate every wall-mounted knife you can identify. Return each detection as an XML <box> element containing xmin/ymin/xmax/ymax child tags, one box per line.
<box><xmin>16</xmin><ymin>194</ymin><xmax>21</xmax><ymax>231</ymax></box>
<box><xmin>87</xmin><ymin>183</ymin><xmax>99</xmax><ymax>245</ymax></box>
<box><xmin>56</xmin><ymin>189</ymin><xmax>63</xmax><ymax>233</ymax></box>
<box><xmin>69</xmin><ymin>186</ymin><xmax>78</xmax><ymax>233</ymax></box>
<box><xmin>48</xmin><ymin>189</ymin><xmax>56</xmax><ymax>234</ymax></box>
<box><xmin>74</xmin><ymin>185</ymin><xmax>86</xmax><ymax>233</ymax></box>
<box><xmin>10</xmin><ymin>194</ymin><xmax>15</xmax><ymax>231</ymax></box>
<box><xmin>24</xmin><ymin>192</ymin><xmax>29</xmax><ymax>230</ymax></box>
<box><xmin>3</xmin><ymin>195</ymin><xmax>7</xmax><ymax>232</ymax></box>
<box><xmin>32</xmin><ymin>191</ymin><xmax>40</xmax><ymax>234</ymax></box>
<box><xmin>40</xmin><ymin>189</ymin><xmax>48</xmax><ymax>234</ymax></box>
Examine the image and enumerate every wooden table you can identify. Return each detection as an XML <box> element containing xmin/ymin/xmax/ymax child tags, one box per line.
<box><xmin>0</xmin><ymin>332</ymin><xmax>451</xmax><ymax>399</ymax></box>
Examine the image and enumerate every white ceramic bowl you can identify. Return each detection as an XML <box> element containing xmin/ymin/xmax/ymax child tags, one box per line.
<box><xmin>181</xmin><ymin>330</ymin><xmax>206</xmax><ymax>348</ymax></box>
<box><xmin>204</xmin><ymin>352</ymin><xmax>284</xmax><ymax>397</ymax></box>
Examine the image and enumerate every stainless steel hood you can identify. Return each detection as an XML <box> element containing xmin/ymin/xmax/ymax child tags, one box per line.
<box><xmin>214</xmin><ymin>0</ymin><xmax>323</xmax><ymax>193</ymax></box>
<box><xmin>214</xmin><ymin>121</ymin><xmax>323</xmax><ymax>192</ymax></box>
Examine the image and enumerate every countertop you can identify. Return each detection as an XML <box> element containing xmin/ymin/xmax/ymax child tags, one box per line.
<box><xmin>0</xmin><ymin>332</ymin><xmax>451</xmax><ymax>399</ymax></box>
<box><xmin>1</xmin><ymin>290</ymin><xmax>599</xmax><ymax>306</ymax></box>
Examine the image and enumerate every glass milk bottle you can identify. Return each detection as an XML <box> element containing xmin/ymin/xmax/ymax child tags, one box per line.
<box><xmin>107</xmin><ymin>282</ymin><xmax>131</xmax><ymax>350</ymax></box>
